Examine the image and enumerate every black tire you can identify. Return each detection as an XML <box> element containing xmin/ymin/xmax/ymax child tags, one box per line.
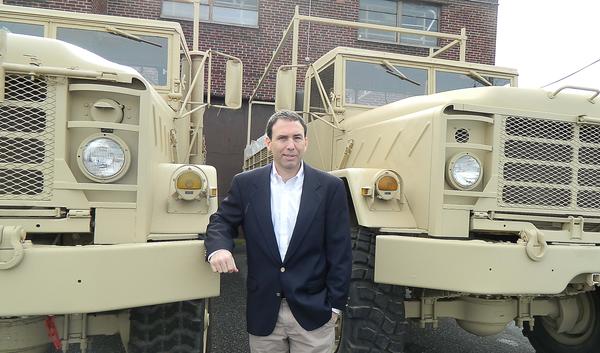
<box><xmin>523</xmin><ymin>290</ymin><xmax>600</xmax><ymax>353</ymax></box>
<box><xmin>129</xmin><ymin>299</ymin><xmax>207</xmax><ymax>353</ymax></box>
<box><xmin>337</xmin><ymin>227</ymin><xmax>407</xmax><ymax>353</ymax></box>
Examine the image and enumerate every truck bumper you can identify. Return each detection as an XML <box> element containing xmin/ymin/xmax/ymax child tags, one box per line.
<box><xmin>0</xmin><ymin>240</ymin><xmax>219</xmax><ymax>316</ymax></box>
<box><xmin>374</xmin><ymin>235</ymin><xmax>600</xmax><ymax>295</ymax></box>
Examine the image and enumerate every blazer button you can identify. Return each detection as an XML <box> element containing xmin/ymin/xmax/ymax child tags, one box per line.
<box><xmin>280</xmin><ymin>267</ymin><xmax>285</xmax><ymax>273</ymax></box>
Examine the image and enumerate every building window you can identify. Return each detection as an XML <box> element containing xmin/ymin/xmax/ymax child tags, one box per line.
<box><xmin>161</xmin><ymin>0</ymin><xmax>258</xmax><ymax>28</ymax></box>
<box><xmin>358</xmin><ymin>0</ymin><xmax>440</xmax><ymax>47</ymax></box>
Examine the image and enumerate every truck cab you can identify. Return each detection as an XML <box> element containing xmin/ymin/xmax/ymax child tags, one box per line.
<box><xmin>244</xmin><ymin>8</ymin><xmax>600</xmax><ymax>353</ymax></box>
<box><xmin>0</xmin><ymin>3</ymin><xmax>241</xmax><ymax>353</ymax></box>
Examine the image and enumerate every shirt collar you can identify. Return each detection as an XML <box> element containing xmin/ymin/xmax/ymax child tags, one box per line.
<box><xmin>271</xmin><ymin>162</ymin><xmax>304</xmax><ymax>183</ymax></box>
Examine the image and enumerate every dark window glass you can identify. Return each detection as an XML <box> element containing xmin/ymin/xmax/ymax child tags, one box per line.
<box><xmin>436</xmin><ymin>71</ymin><xmax>511</xmax><ymax>93</ymax></box>
<box><xmin>345</xmin><ymin>60</ymin><xmax>427</xmax><ymax>106</ymax></box>
<box><xmin>0</xmin><ymin>21</ymin><xmax>44</xmax><ymax>37</ymax></box>
<box><xmin>161</xmin><ymin>0</ymin><xmax>258</xmax><ymax>27</ymax></box>
<box><xmin>310</xmin><ymin>64</ymin><xmax>335</xmax><ymax>112</ymax></box>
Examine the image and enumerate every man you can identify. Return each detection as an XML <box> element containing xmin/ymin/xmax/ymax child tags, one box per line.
<box><xmin>205</xmin><ymin>110</ymin><xmax>352</xmax><ymax>353</ymax></box>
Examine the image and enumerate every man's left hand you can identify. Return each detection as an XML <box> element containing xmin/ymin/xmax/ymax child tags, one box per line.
<box><xmin>330</xmin><ymin>312</ymin><xmax>339</xmax><ymax>324</ymax></box>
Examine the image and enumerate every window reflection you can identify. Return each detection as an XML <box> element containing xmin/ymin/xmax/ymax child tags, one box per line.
<box><xmin>358</xmin><ymin>0</ymin><xmax>439</xmax><ymax>47</ymax></box>
<box><xmin>436</xmin><ymin>71</ymin><xmax>511</xmax><ymax>93</ymax></box>
<box><xmin>57</xmin><ymin>27</ymin><xmax>169</xmax><ymax>86</ymax></box>
<box><xmin>0</xmin><ymin>21</ymin><xmax>44</xmax><ymax>37</ymax></box>
<box><xmin>345</xmin><ymin>60</ymin><xmax>427</xmax><ymax>107</ymax></box>
<box><xmin>161</xmin><ymin>0</ymin><xmax>258</xmax><ymax>27</ymax></box>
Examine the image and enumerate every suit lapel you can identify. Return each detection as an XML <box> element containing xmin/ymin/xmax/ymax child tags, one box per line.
<box><xmin>250</xmin><ymin>164</ymin><xmax>282</xmax><ymax>265</ymax></box>
<box><xmin>284</xmin><ymin>164</ymin><xmax>322</xmax><ymax>263</ymax></box>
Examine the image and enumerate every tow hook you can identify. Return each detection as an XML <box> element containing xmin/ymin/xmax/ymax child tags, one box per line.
<box><xmin>0</xmin><ymin>225</ymin><xmax>26</xmax><ymax>270</ymax></box>
<box><xmin>519</xmin><ymin>228</ymin><xmax>548</xmax><ymax>262</ymax></box>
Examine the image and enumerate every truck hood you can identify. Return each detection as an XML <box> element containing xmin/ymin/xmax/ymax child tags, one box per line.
<box><xmin>343</xmin><ymin>86</ymin><xmax>600</xmax><ymax>130</ymax></box>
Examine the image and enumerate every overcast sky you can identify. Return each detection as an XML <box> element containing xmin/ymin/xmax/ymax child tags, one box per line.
<box><xmin>495</xmin><ymin>0</ymin><xmax>600</xmax><ymax>90</ymax></box>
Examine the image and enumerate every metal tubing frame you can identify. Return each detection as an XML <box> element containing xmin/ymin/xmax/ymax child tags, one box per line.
<box><xmin>246</xmin><ymin>5</ymin><xmax>468</xmax><ymax>145</ymax></box>
<box><xmin>249</xmin><ymin>5</ymin><xmax>468</xmax><ymax>103</ymax></box>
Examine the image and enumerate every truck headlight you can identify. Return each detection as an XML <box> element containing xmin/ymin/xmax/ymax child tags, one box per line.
<box><xmin>77</xmin><ymin>134</ymin><xmax>131</xmax><ymax>182</ymax></box>
<box><xmin>447</xmin><ymin>153</ymin><xmax>482</xmax><ymax>190</ymax></box>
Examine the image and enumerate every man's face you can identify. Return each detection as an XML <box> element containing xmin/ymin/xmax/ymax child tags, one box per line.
<box><xmin>266</xmin><ymin>119</ymin><xmax>308</xmax><ymax>174</ymax></box>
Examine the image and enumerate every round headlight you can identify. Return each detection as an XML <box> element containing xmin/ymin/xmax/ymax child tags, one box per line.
<box><xmin>447</xmin><ymin>153</ymin><xmax>482</xmax><ymax>190</ymax></box>
<box><xmin>77</xmin><ymin>134</ymin><xmax>130</xmax><ymax>183</ymax></box>
<box><xmin>174</xmin><ymin>167</ymin><xmax>208</xmax><ymax>201</ymax></box>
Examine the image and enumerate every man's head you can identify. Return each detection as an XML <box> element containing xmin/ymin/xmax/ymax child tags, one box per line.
<box><xmin>265</xmin><ymin>110</ymin><xmax>308</xmax><ymax>177</ymax></box>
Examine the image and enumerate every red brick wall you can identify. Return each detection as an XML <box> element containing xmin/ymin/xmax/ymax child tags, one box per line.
<box><xmin>440</xmin><ymin>0</ymin><xmax>498</xmax><ymax>64</ymax></box>
<box><xmin>90</xmin><ymin>0</ymin><xmax>107</xmax><ymax>14</ymax></box>
<box><xmin>107</xmin><ymin>0</ymin><xmax>161</xmax><ymax>19</ymax></box>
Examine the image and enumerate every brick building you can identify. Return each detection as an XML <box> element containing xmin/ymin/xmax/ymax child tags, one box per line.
<box><xmin>4</xmin><ymin>0</ymin><xmax>500</xmax><ymax>192</ymax></box>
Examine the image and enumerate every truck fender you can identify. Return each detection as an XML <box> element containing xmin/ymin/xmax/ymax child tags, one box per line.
<box><xmin>330</xmin><ymin>168</ymin><xmax>417</xmax><ymax>229</ymax></box>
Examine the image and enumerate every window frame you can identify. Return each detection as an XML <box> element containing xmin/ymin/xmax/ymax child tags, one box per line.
<box><xmin>160</xmin><ymin>0</ymin><xmax>259</xmax><ymax>29</ymax></box>
<box><xmin>358</xmin><ymin>0</ymin><xmax>441</xmax><ymax>48</ymax></box>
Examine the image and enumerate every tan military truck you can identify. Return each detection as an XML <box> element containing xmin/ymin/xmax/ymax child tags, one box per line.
<box><xmin>244</xmin><ymin>9</ymin><xmax>600</xmax><ymax>353</ymax></box>
<box><xmin>0</xmin><ymin>2</ymin><xmax>242</xmax><ymax>352</ymax></box>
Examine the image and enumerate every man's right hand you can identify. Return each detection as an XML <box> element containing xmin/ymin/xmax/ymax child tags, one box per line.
<box><xmin>208</xmin><ymin>249</ymin><xmax>239</xmax><ymax>273</ymax></box>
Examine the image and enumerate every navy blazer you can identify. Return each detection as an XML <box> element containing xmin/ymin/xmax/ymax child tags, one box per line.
<box><xmin>205</xmin><ymin>163</ymin><xmax>352</xmax><ymax>336</ymax></box>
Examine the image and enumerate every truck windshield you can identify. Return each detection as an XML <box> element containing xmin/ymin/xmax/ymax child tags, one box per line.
<box><xmin>345</xmin><ymin>60</ymin><xmax>427</xmax><ymax>107</ymax></box>
<box><xmin>0</xmin><ymin>21</ymin><xmax>43</xmax><ymax>37</ymax></box>
<box><xmin>56</xmin><ymin>27</ymin><xmax>169</xmax><ymax>86</ymax></box>
<box><xmin>436</xmin><ymin>71</ymin><xmax>511</xmax><ymax>93</ymax></box>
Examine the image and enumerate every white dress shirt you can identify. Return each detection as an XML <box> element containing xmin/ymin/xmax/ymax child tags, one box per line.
<box><xmin>270</xmin><ymin>163</ymin><xmax>304</xmax><ymax>261</ymax></box>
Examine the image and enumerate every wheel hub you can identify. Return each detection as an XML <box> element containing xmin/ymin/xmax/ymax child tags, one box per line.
<box><xmin>543</xmin><ymin>293</ymin><xmax>595</xmax><ymax>345</ymax></box>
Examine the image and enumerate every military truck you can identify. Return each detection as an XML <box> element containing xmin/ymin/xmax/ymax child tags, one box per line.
<box><xmin>0</xmin><ymin>2</ymin><xmax>242</xmax><ymax>352</ymax></box>
<box><xmin>244</xmin><ymin>8</ymin><xmax>600</xmax><ymax>353</ymax></box>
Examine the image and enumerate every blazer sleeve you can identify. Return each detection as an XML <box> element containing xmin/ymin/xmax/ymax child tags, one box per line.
<box><xmin>204</xmin><ymin>175</ymin><xmax>244</xmax><ymax>260</ymax></box>
<box><xmin>325</xmin><ymin>178</ymin><xmax>352</xmax><ymax>311</ymax></box>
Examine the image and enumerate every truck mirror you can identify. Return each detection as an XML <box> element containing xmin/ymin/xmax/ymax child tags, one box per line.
<box><xmin>225</xmin><ymin>59</ymin><xmax>242</xmax><ymax>109</ymax></box>
<box><xmin>275</xmin><ymin>67</ymin><xmax>295</xmax><ymax>112</ymax></box>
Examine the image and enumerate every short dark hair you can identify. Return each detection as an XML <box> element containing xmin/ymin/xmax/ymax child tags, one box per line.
<box><xmin>265</xmin><ymin>110</ymin><xmax>307</xmax><ymax>139</ymax></box>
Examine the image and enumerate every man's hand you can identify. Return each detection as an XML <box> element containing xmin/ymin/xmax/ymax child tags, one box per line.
<box><xmin>208</xmin><ymin>249</ymin><xmax>239</xmax><ymax>273</ymax></box>
<box><xmin>330</xmin><ymin>312</ymin><xmax>339</xmax><ymax>324</ymax></box>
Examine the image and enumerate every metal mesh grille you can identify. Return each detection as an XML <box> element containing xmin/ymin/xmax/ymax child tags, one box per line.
<box><xmin>0</xmin><ymin>74</ymin><xmax>56</xmax><ymax>200</ymax></box>
<box><xmin>454</xmin><ymin>128</ymin><xmax>470</xmax><ymax>143</ymax></box>
<box><xmin>5</xmin><ymin>74</ymin><xmax>48</xmax><ymax>102</ymax></box>
<box><xmin>498</xmin><ymin>116</ymin><xmax>600</xmax><ymax>211</ymax></box>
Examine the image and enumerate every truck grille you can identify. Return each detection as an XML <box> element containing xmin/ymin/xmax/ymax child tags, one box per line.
<box><xmin>498</xmin><ymin>116</ymin><xmax>600</xmax><ymax>211</ymax></box>
<box><xmin>0</xmin><ymin>74</ymin><xmax>55</xmax><ymax>200</ymax></box>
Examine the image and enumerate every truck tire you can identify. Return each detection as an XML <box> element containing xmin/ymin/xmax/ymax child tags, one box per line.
<box><xmin>523</xmin><ymin>290</ymin><xmax>600</xmax><ymax>353</ymax></box>
<box><xmin>129</xmin><ymin>299</ymin><xmax>207</xmax><ymax>353</ymax></box>
<box><xmin>337</xmin><ymin>227</ymin><xmax>407</xmax><ymax>353</ymax></box>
